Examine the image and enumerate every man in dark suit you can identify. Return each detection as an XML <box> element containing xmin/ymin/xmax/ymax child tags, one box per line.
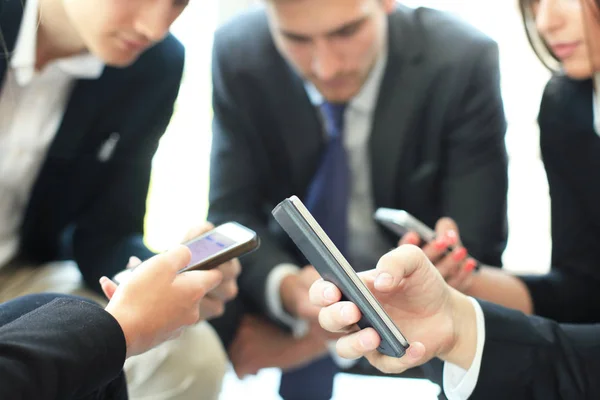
<box><xmin>208</xmin><ymin>0</ymin><xmax>508</xmax><ymax>397</ymax></box>
<box><xmin>0</xmin><ymin>0</ymin><xmax>235</xmax><ymax>398</ymax></box>
<box><xmin>312</xmin><ymin>245</ymin><xmax>600</xmax><ymax>400</ymax></box>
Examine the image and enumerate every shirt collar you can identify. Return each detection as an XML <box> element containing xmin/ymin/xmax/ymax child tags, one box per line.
<box><xmin>304</xmin><ymin>38</ymin><xmax>389</xmax><ymax>113</ymax></box>
<box><xmin>10</xmin><ymin>0</ymin><xmax>105</xmax><ymax>86</ymax></box>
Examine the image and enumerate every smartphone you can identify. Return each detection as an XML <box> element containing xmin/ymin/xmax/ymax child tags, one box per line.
<box><xmin>113</xmin><ymin>222</ymin><xmax>259</xmax><ymax>284</ymax></box>
<box><xmin>374</xmin><ymin>208</ymin><xmax>479</xmax><ymax>271</ymax></box>
<box><xmin>272</xmin><ymin>196</ymin><xmax>409</xmax><ymax>358</ymax></box>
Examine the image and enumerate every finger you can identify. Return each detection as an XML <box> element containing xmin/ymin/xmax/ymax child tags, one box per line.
<box><xmin>318</xmin><ymin>301</ymin><xmax>361</xmax><ymax>333</ymax></box>
<box><xmin>99</xmin><ymin>276</ymin><xmax>118</xmax><ymax>300</ymax></box>
<box><xmin>373</xmin><ymin>245</ymin><xmax>432</xmax><ymax>293</ymax></box>
<box><xmin>435</xmin><ymin>217</ymin><xmax>461</xmax><ymax>246</ymax></box>
<box><xmin>176</xmin><ymin>269</ymin><xmax>224</xmax><ymax>302</ymax></box>
<box><xmin>446</xmin><ymin>258</ymin><xmax>477</xmax><ymax>290</ymax></box>
<box><xmin>336</xmin><ymin>328</ymin><xmax>381</xmax><ymax>359</ymax></box>
<box><xmin>182</xmin><ymin>222</ymin><xmax>215</xmax><ymax>243</ymax></box>
<box><xmin>142</xmin><ymin>245</ymin><xmax>192</xmax><ymax>276</ymax></box>
<box><xmin>397</xmin><ymin>231</ymin><xmax>421</xmax><ymax>247</ymax></box>
<box><xmin>296</xmin><ymin>295</ymin><xmax>322</xmax><ymax>321</ymax></box>
<box><xmin>300</xmin><ymin>265</ymin><xmax>322</xmax><ymax>286</ymax></box>
<box><xmin>309</xmin><ymin>279</ymin><xmax>342</xmax><ymax>307</ymax></box>
<box><xmin>420</xmin><ymin>238</ymin><xmax>450</xmax><ymax>264</ymax></box>
<box><xmin>217</xmin><ymin>258</ymin><xmax>242</xmax><ymax>280</ymax></box>
<box><xmin>436</xmin><ymin>247</ymin><xmax>467</xmax><ymax>280</ymax></box>
<box><xmin>127</xmin><ymin>256</ymin><xmax>142</xmax><ymax>269</ymax></box>
<box><xmin>199</xmin><ymin>297</ymin><xmax>226</xmax><ymax>320</ymax></box>
<box><xmin>206</xmin><ymin>280</ymin><xmax>239</xmax><ymax>302</ymax></box>
<box><xmin>365</xmin><ymin>341</ymin><xmax>427</xmax><ymax>374</ymax></box>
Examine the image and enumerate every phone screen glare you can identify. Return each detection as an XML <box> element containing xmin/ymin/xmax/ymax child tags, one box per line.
<box><xmin>186</xmin><ymin>232</ymin><xmax>237</xmax><ymax>267</ymax></box>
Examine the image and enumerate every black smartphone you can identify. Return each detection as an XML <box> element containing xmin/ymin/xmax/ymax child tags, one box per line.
<box><xmin>114</xmin><ymin>222</ymin><xmax>260</xmax><ymax>284</ymax></box>
<box><xmin>272</xmin><ymin>196</ymin><xmax>409</xmax><ymax>358</ymax></box>
<box><xmin>374</xmin><ymin>208</ymin><xmax>480</xmax><ymax>271</ymax></box>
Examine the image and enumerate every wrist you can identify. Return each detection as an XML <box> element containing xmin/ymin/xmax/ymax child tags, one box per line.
<box><xmin>105</xmin><ymin>303</ymin><xmax>137</xmax><ymax>359</ymax></box>
<box><xmin>439</xmin><ymin>289</ymin><xmax>477</xmax><ymax>370</ymax></box>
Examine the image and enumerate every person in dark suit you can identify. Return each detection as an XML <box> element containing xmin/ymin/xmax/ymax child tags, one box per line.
<box><xmin>417</xmin><ymin>0</ymin><xmax>600</xmax><ymax>325</ymax></box>
<box><xmin>208</xmin><ymin>0</ymin><xmax>508</xmax><ymax>397</ymax></box>
<box><xmin>0</xmin><ymin>245</ymin><xmax>225</xmax><ymax>400</ymax></box>
<box><xmin>0</xmin><ymin>0</ymin><xmax>237</xmax><ymax>398</ymax></box>
<box><xmin>310</xmin><ymin>244</ymin><xmax>600</xmax><ymax>400</ymax></box>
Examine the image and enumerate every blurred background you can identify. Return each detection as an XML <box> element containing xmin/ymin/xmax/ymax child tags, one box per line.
<box><xmin>145</xmin><ymin>1</ymin><xmax>552</xmax><ymax>398</ymax></box>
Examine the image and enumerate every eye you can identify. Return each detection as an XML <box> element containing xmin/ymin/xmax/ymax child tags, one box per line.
<box><xmin>334</xmin><ymin>24</ymin><xmax>361</xmax><ymax>38</ymax></box>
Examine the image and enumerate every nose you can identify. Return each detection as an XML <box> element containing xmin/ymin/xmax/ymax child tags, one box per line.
<box><xmin>536</xmin><ymin>0</ymin><xmax>566</xmax><ymax>37</ymax></box>
<box><xmin>311</xmin><ymin>38</ymin><xmax>342</xmax><ymax>81</ymax></box>
<box><xmin>134</xmin><ymin>0</ymin><xmax>175</xmax><ymax>42</ymax></box>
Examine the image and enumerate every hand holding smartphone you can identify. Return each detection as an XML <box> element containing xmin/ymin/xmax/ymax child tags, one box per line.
<box><xmin>374</xmin><ymin>208</ymin><xmax>479</xmax><ymax>271</ymax></box>
<box><xmin>113</xmin><ymin>222</ymin><xmax>259</xmax><ymax>284</ymax></box>
<box><xmin>272</xmin><ymin>196</ymin><xmax>409</xmax><ymax>358</ymax></box>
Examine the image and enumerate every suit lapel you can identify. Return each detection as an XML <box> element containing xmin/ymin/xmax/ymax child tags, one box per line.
<box><xmin>0</xmin><ymin>0</ymin><xmax>26</xmax><ymax>82</ymax></box>
<box><xmin>369</xmin><ymin>7</ymin><xmax>425</xmax><ymax>208</ymax></box>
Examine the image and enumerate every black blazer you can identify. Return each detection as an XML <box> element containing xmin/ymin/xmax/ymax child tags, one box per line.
<box><xmin>208</xmin><ymin>6</ymin><xmax>508</xmax><ymax>315</ymax></box>
<box><xmin>0</xmin><ymin>294</ymin><xmax>127</xmax><ymax>400</ymax></box>
<box><xmin>0</xmin><ymin>0</ymin><xmax>185</xmax><ymax>293</ymax></box>
<box><xmin>519</xmin><ymin>76</ymin><xmax>600</xmax><ymax>323</ymax></box>
<box><xmin>469</xmin><ymin>300</ymin><xmax>600</xmax><ymax>399</ymax></box>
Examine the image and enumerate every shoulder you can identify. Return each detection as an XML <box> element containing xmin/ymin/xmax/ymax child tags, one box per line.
<box><xmin>390</xmin><ymin>6</ymin><xmax>498</xmax><ymax>66</ymax></box>
<box><xmin>212</xmin><ymin>7</ymin><xmax>281</xmax><ymax>77</ymax></box>
<box><xmin>539</xmin><ymin>74</ymin><xmax>593</xmax><ymax>134</ymax></box>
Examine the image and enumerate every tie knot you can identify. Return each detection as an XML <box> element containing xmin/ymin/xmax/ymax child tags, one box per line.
<box><xmin>320</xmin><ymin>102</ymin><xmax>347</xmax><ymax>138</ymax></box>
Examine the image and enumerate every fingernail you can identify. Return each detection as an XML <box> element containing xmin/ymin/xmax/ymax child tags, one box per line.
<box><xmin>407</xmin><ymin>345</ymin><xmax>420</xmax><ymax>359</ymax></box>
<box><xmin>453</xmin><ymin>247</ymin><xmax>467</xmax><ymax>261</ymax></box>
<box><xmin>340</xmin><ymin>304</ymin><xmax>352</xmax><ymax>321</ymax></box>
<box><xmin>375</xmin><ymin>273</ymin><xmax>393</xmax><ymax>290</ymax></box>
<box><xmin>359</xmin><ymin>332</ymin><xmax>375</xmax><ymax>349</ymax></box>
<box><xmin>324</xmin><ymin>286</ymin><xmax>337</xmax><ymax>301</ymax></box>
<box><xmin>464</xmin><ymin>259</ymin><xmax>477</xmax><ymax>272</ymax></box>
<box><xmin>99</xmin><ymin>276</ymin><xmax>108</xmax><ymax>285</ymax></box>
<box><xmin>446</xmin><ymin>230</ymin><xmax>458</xmax><ymax>245</ymax></box>
<box><xmin>434</xmin><ymin>238</ymin><xmax>448</xmax><ymax>250</ymax></box>
<box><xmin>406</xmin><ymin>233</ymin><xmax>420</xmax><ymax>245</ymax></box>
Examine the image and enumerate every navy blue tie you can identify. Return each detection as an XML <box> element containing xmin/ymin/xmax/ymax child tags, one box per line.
<box><xmin>279</xmin><ymin>102</ymin><xmax>348</xmax><ymax>400</ymax></box>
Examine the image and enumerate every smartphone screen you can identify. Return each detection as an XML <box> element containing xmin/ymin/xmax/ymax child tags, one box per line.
<box><xmin>185</xmin><ymin>232</ymin><xmax>238</xmax><ymax>268</ymax></box>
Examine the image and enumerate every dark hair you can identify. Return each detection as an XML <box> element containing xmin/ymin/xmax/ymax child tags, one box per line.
<box><xmin>518</xmin><ymin>0</ymin><xmax>560</xmax><ymax>71</ymax></box>
<box><xmin>519</xmin><ymin>0</ymin><xmax>600</xmax><ymax>70</ymax></box>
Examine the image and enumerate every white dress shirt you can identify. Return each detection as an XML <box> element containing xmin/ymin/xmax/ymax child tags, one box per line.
<box><xmin>0</xmin><ymin>0</ymin><xmax>104</xmax><ymax>269</ymax></box>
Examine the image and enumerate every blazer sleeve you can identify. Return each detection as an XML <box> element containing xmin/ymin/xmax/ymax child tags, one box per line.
<box><xmin>519</xmin><ymin>77</ymin><xmax>600</xmax><ymax>323</ymax></box>
<box><xmin>440</xmin><ymin>39</ymin><xmax>508</xmax><ymax>267</ymax></box>
<box><xmin>207</xmin><ymin>30</ymin><xmax>300</xmax><ymax>316</ymax></box>
<box><xmin>71</xmin><ymin>39</ymin><xmax>185</xmax><ymax>294</ymax></box>
<box><xmin>470</xmin><ymin>300</ymin><xmax>600</xmax><ymax>399</ymax></box>
<box><xmin>0</xmin><ymin>297</ymin><xmax>127</xmax><ymax>400</ymax></box>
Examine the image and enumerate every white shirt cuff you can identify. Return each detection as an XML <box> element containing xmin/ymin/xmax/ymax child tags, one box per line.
<box><xmin>443</xmin><ymin>297</ymin><xmax>485</xmax><ymax>400</ymax></box>
<box><xmin>265</xmin><ymin>263</ymin><xmax>309</xmax><ymax>338</ymax></box>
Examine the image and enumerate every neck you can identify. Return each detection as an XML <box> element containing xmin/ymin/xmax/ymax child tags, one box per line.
<box><xmin>36</xmin><ymin>0</ymin><xmax>86</xmax><ymax>69</ymax></box>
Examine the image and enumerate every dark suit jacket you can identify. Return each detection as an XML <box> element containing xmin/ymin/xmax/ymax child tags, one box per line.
<box><xmin>0</xmin><ymin>294</ymin><xmax>127</xmax><ymax>400</ymax></box>
<box><xmin>209</xmin><ymin>6</ymin><xmax>508</xmax><ymax>317</ymax></box>
<box><xmin>519</xmin><ymin>76</ymin><xmax>600</xmax><ymax>323</ymax></box>
<box><xmin>469</xmin><ymin>300</ymin><xmax>600</xmax><ymax>399</ymax></box>
<box><xmin>0</xmin><ymin>0</ymin><xmax>185</xmax><ymax>294</ymax></box>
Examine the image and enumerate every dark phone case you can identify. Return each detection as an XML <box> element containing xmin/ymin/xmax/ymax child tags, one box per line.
<box><xmin>273</xmin><ymin>198</ymin><xmax>408</xmax><ymax>358</ymax></box>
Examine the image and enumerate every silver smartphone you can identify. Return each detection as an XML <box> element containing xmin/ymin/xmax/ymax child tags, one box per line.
<box><xmin>273</xmin><ymin>196</ymin><xmax>409</xmax><ymax>358</ymax></box>
<box><xmin>113</xmin><ymin>222</ymin><xmax>259</xmax><ymax>284</ymax></box>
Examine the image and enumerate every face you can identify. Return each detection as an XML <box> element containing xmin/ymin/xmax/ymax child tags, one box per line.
<box><xmin>531</xmin><ymin>0</ymin><xmax>599</xmax><ymax>79</ymax></box>
<box><xmin>61</xmin><ymin>0</ymin><xmax>188</xmax><ymax>67</ymax></box>
<box><xmin>266</xmin><ymin>0</ymin><xmax>396</xmax><ymax>103</ymax></box>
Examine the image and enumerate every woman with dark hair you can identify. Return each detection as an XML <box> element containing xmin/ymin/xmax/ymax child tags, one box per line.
<box><xmin>404</xmin><ymin>0</ymin><xmax>600</xmax><ymax>326</ymax></box>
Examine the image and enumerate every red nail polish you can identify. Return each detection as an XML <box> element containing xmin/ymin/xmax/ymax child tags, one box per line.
<box><xmin>453</xmin><ymin>247</ymin><xmax>467</xmax><ymax>261</ymax></box>
<box><xmin>464</xmin><ymin>259</ymin><xmax>477</xmax><ymax>272</ymax></box>
<box><xmin>434</xmin><ymin>239</ymin><xmax>448</xmax><ymax>250</ymax></box>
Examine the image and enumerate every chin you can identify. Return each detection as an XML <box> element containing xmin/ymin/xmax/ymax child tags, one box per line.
<box><xmin>562</xmin><ymin>62</ymin><xmax>595</xmax><ymax>80</ymax></box>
